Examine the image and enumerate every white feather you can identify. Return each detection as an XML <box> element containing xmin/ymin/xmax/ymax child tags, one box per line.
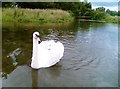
<box><xmin>31</xmin><ymin>32</ymin><xmax>64</xmax><ymax>69</ymax></box>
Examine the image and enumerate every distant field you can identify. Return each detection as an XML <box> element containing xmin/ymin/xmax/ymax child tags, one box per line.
<box><xmin>2</xmin><ymin>8</ymin><xmax>74</xmax><ymax>24</ymax></box>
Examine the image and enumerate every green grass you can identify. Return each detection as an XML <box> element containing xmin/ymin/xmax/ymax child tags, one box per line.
<box><xmin>104</xmin><ymin>14</ymin><xmax>118</xmax><ymax>23</ymax></box>
<box><xmin>2</xmin><ymin>8</ymin><xmax>74</xmax><ymax>24</ymax></box>
<box><xmin>2</xmin><ymin>8</ymin><xmax>118</xmax><ymax>24</ymax></box>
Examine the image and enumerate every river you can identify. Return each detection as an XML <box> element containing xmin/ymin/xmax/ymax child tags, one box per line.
<box><xmin>2</xmin><ymin>21</ymin><xmax>118</xmax><ymax>87</ymax></box>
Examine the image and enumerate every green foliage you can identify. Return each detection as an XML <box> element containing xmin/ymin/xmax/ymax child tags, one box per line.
<box><xmin>2</xmin><ymin>2</ymin><xmax>118</xmax><ymax>23</ymax></box>
<box><xmin>84</xmin><ymin>2</ymin><xmax>92</xmax><ymax>9</ymax></box>
<box><xmin>118</xmin><ymin>11</ymin><xmax>120</xmax><ymax>16</ymax></box>
<box><xmin>96</xmin><ymin>7</ymin><xmax>105</xmax><ymax>12</ymax></box>
<box><xmin>92</xmin><ymin>11</ymin><xmax>106</xmax><ymax>20</ymax></box>
<box><xmin>2</xmin><ymin>8</ymin><xmax>74</xmax><ymax>24</ymax></box>
<box><xmin>84</xmin><ymin>10</ymin><xmax>91</xmax><ymax>16</ymax></box>
<box><xmin>2</xmin><ymin>2</ymin><xmax>12</xmax><ymax>7</ymax></box>
<box><xmin>2</xmin><ymin>2</ymin><xmax>17</xmax><ymax>8</ymax></box>
<box><xmin>104</xmin><ymin>14</ymin><xmax>118</xmax><ymax>23</ymax></box>
<box><xmin>106</xmin><ymin>9</ymin><xmax>118</xmax><ymax>16</ymax></box>
<box><xmin>2</xmin><ymin>2</ymin><xmax>92</xmax><ymax>16</ymax></box>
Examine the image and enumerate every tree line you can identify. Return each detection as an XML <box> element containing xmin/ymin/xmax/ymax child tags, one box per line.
<box><xmin>2</xmin><ymin>2</ymin><xmax>92</xmax><ymax>16</ymax></box>
<box><xmin>96</xmin><ymin>7</ymin><xmax>118</xmax><ymax>16</ymax></box>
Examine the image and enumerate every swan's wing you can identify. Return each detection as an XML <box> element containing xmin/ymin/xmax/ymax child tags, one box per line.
<box><xmin>38</xmin><ymin>40</ymin><xmax>64</xmax><ymax>67</ymax></box>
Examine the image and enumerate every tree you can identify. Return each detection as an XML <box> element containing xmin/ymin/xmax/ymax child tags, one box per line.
<box><xmin>2</xmin><ymin>2</ymin><xmax>12</xmax><ymax>7</ymax></box>
<box><xmin>118</xmin><ymin>11</ymin><xmax>120</xmax><ymax>16</ymax></box>
<box><xmin>106</xmin><ymin>9</ymin><xmax>118</xmax><ymax>16</ymax></box>
<box><xmin>106</xmin><ymin>9</ymin><xmax>110</xmax><ymax>13</ymax></box>
<box><xmin>96</xmin><ymin>7</ymin><xmax>105</xmax><ymax>12</ymax></box>
<box><xmin>3</xmin><ymin>2</ymin><xmax>92</xmax><ymax>16</ymax></box>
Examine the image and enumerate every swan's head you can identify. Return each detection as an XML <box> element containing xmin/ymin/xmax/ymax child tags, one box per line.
<box><xmin>33</xmin><ymin>32</ymin><xmax>40</xmax><ymax>39</ymax></box>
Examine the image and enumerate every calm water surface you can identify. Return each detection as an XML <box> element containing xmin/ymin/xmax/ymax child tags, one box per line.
<box><xmin>2</xmin><ymin>21</ymin><xmax>118</xmax><ymax>87</ymax></box>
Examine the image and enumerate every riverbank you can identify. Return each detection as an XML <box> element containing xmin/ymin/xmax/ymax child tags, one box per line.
<box><xmin>104</xmin><ymin>14</ymin><xmax>118</xmax><ymax>23</ymax></box>
<box><xmin>2</xmin><ymin>8</ymin><xmax>74</xmax><ymax>24</ymax></box>
<box><xmin>2</xmin><ymin>8</ymin><xmax>118</xmax><ymax>24</ymax></box>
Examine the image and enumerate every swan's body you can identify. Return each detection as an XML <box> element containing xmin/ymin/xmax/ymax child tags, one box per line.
<box><xmin>31</xmin><ymin>32</ymin><xmax>64</xmax><ymax>69</ymax></box>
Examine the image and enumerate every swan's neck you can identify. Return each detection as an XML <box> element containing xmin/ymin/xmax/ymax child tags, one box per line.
<box><xmin>32</xmin><ymin>38</ymin><xmax>38</xmax><ymax>59</ymax></box>
<box><xmin>31</xmin><ymin>38</ymin><xmax>40</xmax><ymax>69</ymax></box>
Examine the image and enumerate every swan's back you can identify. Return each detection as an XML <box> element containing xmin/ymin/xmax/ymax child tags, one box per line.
<box><xmin>38</xmin><ymin>40</ymin><xmax>64</xmax><ymax>68</ymax></box>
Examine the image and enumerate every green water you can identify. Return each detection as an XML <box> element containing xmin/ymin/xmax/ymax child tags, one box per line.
<box><xmin>2</xmin><ymin>21</ymin><xmax>118</xmax><ymax>87</ymax></box>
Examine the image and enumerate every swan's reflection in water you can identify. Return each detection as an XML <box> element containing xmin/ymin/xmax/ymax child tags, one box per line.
<box><xmin>32</xmin><ymin>69</ymin><xmax>38</xmax><ymax>88</ymax></box>
<box><xmin>47</xmin><ymin>64</ymin><xmax>62</xmax><ymax>78</ymax></box>
<box><xmin>31</xmin><ymin>63</ymin><xmax>62</xmax><ymax>87</ymax></box>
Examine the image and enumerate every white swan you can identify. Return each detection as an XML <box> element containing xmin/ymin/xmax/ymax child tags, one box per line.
<box><xmin>31</xmin><ymin>32</ymin><xmax>64</xmax><ymax>69</ymax></box>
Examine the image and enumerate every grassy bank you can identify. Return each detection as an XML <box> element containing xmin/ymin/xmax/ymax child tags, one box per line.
<box><xmin>2</xmin><ymin>8</ymin><xmax>74</xmax><ymax>24</ymax></box>
<box><xmin>104</xmin><ymin>14</ymin><xmax>118</xmax><ymax>23</ymax></box>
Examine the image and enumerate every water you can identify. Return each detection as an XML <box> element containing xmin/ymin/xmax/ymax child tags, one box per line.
<box><xmin>2</xmin><ymin>21</ymin><xmax>118</xmax><ymax>87</ymax></box>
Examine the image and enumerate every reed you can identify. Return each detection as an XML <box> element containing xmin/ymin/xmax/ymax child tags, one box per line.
<box><xmin>2</xmin><ymin>8</ymin><xmax>74</xmax><ymax>24</ymax></box>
